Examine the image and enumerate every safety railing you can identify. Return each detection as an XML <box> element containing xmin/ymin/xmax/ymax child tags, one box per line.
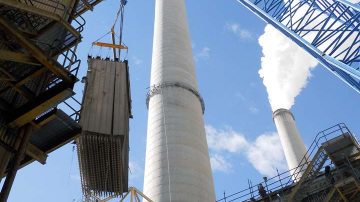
<box><xmin>288</xmin><ymin>123</ymin><xmax>353</xmax><ymax>185</ymax></box>
<box><xmin>216</xmin><ymin>165</ymin><xmax>305</xmax><ymax>202</ymax></box>
<box><xmin>3</xmin><ymin>0</ymin><xmax>85</xmax><ymax>51</ymax></box>
<box><xmin>45</xmin><ymin>46</ymin><xmax>80</xmax><ymax>88</ymax></box>
<box><xmin>34</xmin><ymin>93</ymin><xmax>81</xmax><ymax>122</ymax></box>
<box><xmin>19</xmin><ymin>0</ymin><xmax>66</xmax><ymax>17</ymax></box>
<box><xmin>31</xmin><ymin>40</ymin><xmax>81</xmax><ymax>78</ymax></box>
<box><xmin>23</xmin><ymin>40</ymin><xmax>82</xmax><ymax>122</ymax></box>
<box><xmin>0</xmin><ymin>6</ymin><xmax>49</xmax><ymax>32</ymax></box>
<box><xmin>75</xmin><ymin>0</ymin><xmax>104</xmax><ymax>16</ymax></box>
<box><xmin>59</xmin><ymin>95</ymin><xmax>82</xmax><ymax>122</ymax></box>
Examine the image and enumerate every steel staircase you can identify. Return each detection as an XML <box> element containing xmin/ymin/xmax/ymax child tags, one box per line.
<box><xmin>290</xmin><ymin>125</ymin><xmax>360</xmax><ymax>201</ymax></box>
<box><xmin>289</xmin><ymin>147</ymin><xmax>329</xmax><ymax>201</ymax></box>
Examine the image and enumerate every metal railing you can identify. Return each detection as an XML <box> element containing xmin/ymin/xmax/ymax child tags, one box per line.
<box><xmin>19</xmin><ymin>0</ymin><xmax>66</xmax><ymax>17</ymax></box>
<box><xmin>60</xmin><ymin>95</ymin><xmax>82</xmax><ymax>122</ymax></box>
<box><xmin>0</xmin><ymin>0</ymin><xmax>88</xmax><ymax>123</ymax></box>
<box><xmin>217</xmin><ymin>165</ymin><xmax>312</xmax><ymax>202</ymax></box>
<box><xmin>75</xmin><ymin>0</ymin><xmax>104</xmax><ymax>16</ymax></box>
<box><xmin>3</xmin><ymin>0</ymin><xmax>86</xmax><ymax>51</ymax></box>
<box><xmin>27</xmin><ymin>40</ymin><xmax>82</xmax><ymax>122</ymax></box>
<box><xmin>288</xmin><ymin>123</ymin><xmax>353</xmax><ymax>185</ymax></box>
<box><xmin>30</xmin><ymin>40</ymin><xmax>81</xmax><ymax>86</ymax></box>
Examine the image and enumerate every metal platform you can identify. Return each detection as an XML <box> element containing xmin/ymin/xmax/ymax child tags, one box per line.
<box><xmin>0</xmin><ymin>108</ymin><xmax>82</xmax><ymax>175</ymax></box>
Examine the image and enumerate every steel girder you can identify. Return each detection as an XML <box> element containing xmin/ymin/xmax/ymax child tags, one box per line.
<box><xmin>237</xmin><ymin>0</ymin><xmax>360</xmax><ymax>93</ymax></box>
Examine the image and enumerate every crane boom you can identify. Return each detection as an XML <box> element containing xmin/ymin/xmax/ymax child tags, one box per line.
<box><xmin>237</xmin><ymin>0</ymin><xmax>360</xmax><ymax>93</ymax></box>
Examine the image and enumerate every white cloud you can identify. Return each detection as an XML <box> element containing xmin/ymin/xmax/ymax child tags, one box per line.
<box><xmin>206</xmin><ymin>125</ymin><xmax>249</xmax><ymax>153</ymax></box>
<box><xmin>234</xmin><ymin>92</ymin><xmax>246</xmax><ymax>101</ymax></box>
<box><xmin>246</xmin><ymin>133</ymin><xmax>287</xmax><ymax>176</ymax></box>
<box><xmin>195</xmin><ymin>47</ymin><xmax>211</xmax><ymax>61</ymax></box>
<box><xmin>132</xmin><ymin>56</ymin><xmax>142</xmax><ymax>65</ymax></box>
<box><xmin>225</xmin><ymin>22</ymin><xmax>253</xmax><ymax>40</ymax></box>
<box><xmin>206</xmin><ymin>125</ymin><xmax>287</xmax><ymax>176</ymax></box>
<box><xmin>210</xmin><ymin>154</ymin><xmax>232</xmax><ymax>172</ymax></box>
<box><xmin>249</xmin><ymin>106</ymin><xmax>259</xmax><ymax>114</ymax></box>
<box><xmin>129</xmin><ymin>160</ymin><xmax>142</xmax><ymax>179</ymax></box>
<box><xmin>198</xmin><ymin>47</ymin><xmax>210</xmax><ymax>59</ymax></box>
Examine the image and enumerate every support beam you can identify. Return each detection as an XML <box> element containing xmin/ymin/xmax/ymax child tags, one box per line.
<box><xmin>0</xmin><ymin>49</ymin><xmax>40</xmax><ymax>66</ymax></box>
<box><xmin>75</xmin><ymin>0</ymin><xmax>104</xmax><ymax>16</ymax></box>
<box><xmin>15</xmin><ymin>68</ymin><xmax>48</xmax><ymax>88</ymax></box>
<box><xmin>26</xmin><ymin>143</ymin><xmax>47</xmax><ymax>165</ymax></box>
<box><xmin>0</xmin><ymin>134</ymin><xmax>47</xmax><ymax>165</ymax></box>
<box><xmin>0</xmin><ymin>68</ymin><xmax>15</xmax><ymax>82</ymax></box>
<box><xmin>0</xmin><ymin>68</ymin><xmax>48</xmax><ymax>97</ymax></box>
<box><xmin>120</xmin><ymin>187</ymin><xmax>153</xmax><ymax>202</ymax></box>
<box><xmin>323</xmin><ymin>187</ymin><xmax>336</xmax><ymax>202</ymax></box>
<box><xmin>92</xmin><ymin>42</ymin><xmax>128</xmax><ymax>50</ymax></box>
<box><xmin>8</xmin><ymin>80</ymin><xmax>75</xmax><ymax>128</ymax></box>
<box><xmin>0</xmin><ymin>68</ymin><xmax>35</xmax><ymax>101</ymax></box>
<box><xmin>0</xmin><ymin>16</ymin><xmax>75</xmax><ymax>84</ymax></box>
<box><xmin>80</xmin><ymin>0</ymin><xmax>94</xmax><ymax>11</ymax></box>
<box><xmin>0</xmin><ymin>98</ymin><xmax>11</xmax><ymax>111</ymax></box>
<box><xmin>0</xmin><ymin>140</ymin><xmax>47</xmax><ymax>165</ymax></box>
<box><xmin>0</xmin><ymin>125</ymin><xmax>31</xmax><ymax>202</ymax></box>
<box><xmin>1</xmin><ymin>128</ymin><xmax>81</xmax><ymax>179</ymax></box>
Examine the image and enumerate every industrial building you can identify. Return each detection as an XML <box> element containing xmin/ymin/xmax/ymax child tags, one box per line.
<box><xmin>0</xmin><ymin>0</ymin><xmax>359</xmax><ymax>201</ymax></box>
<box><xmin>217</xmin><ymin>123</ymin><xmax>360</xmax><ymax>202</ymax></box>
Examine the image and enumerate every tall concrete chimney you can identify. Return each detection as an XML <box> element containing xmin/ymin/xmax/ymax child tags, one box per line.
<box><xmin>143</xmin><ymin>0</ymin><xmax>215</xmax><ymax>201</ymax></box>
<box><xmin>273</xmin><ymin>108</ymin><xmax>308</xmax><ymax>178</ymax></box>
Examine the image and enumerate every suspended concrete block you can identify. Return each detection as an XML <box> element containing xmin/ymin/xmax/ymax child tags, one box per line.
<box><xmin>77</xmin><ymin>57</ymin><xmax>131</xmax><ymax>198</ymax></box>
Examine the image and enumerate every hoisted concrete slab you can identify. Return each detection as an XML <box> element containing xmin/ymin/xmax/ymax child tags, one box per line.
<box><xmin>77</xmin><ymin>58</ymin><xmax>131</xmax><ymax>198</ymax></box>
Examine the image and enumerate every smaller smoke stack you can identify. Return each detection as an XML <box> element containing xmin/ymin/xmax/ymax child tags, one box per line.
<box><xmin>273</xmin><ymin>109</ymin><xmax>308</xmax><ymax>179</ymax></box>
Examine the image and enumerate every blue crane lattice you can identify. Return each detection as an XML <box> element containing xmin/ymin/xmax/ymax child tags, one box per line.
<box><xmin>237</xmin><ymin>0</ymin><xmax>360</xmax><ymax>92</ymax></box>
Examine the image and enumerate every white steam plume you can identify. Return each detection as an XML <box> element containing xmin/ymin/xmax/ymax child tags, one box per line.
<box><xmin>258</xmin><ymin>25</ymin><xmax>318</xmax><ymax>110</ymax></box>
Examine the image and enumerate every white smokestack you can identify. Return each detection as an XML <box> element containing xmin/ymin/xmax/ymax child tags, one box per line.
<box><xmin>258</xmin><ymin>26</ymin><xmax>314</xmax><ymax>178</ymax></box>
<box><xmin>143</xmin><ymin>0</ymin><xmax>215</xmax><ymax>201</ymax></box>
<box><xmin>273</xmin><ymin>109</ymin><xmax>308</xmax><ymax>178</ymax></box>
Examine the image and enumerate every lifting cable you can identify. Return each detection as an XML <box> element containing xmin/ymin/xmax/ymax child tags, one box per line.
<box><xmin>90</xmin><ymin>0</ymin><xmax>128</xmax><ymax>59</ymax></box>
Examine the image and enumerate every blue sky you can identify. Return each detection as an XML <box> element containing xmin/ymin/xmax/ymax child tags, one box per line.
<box><xmin>4</xmin><ymin>0</ymin><xmax>360</xmax><ymax>201</ymax></box>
